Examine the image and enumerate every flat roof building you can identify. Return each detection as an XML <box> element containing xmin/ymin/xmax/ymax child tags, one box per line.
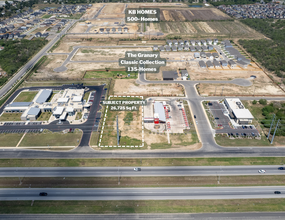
<box><xmin>35</xmin><ymin>89</ymin><xmax>52</xmax><ymax>104</ymax></box>
<box><xmin>224</xmin><ymin>98</ymin><xmax>254</xmax><ymax>124</ymax></box>
<box><xmin>154</xmin><ymin>102</ymin><xmax>166</xmax><ymax>123</ymax></box>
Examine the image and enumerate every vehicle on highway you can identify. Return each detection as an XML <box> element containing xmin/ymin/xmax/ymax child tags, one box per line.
<box><xmin>215</xmin><ymin>117</ymin><xmax>219</xmax><ymax>120</ymax></box>
<box><xmin>242</xmin><ymin>125</ymin><xmax>245</xmax><ymax>129</ymax></box>
<box><xmin>274</xmin><ymin>191</ymin><xmax>281</xmax><ymax>194</ymax></box>
<box><xmin>250</xmin><ymin>126</ymin><xmax>253</xmax><ymax>129</ymax></box>
<box><xmin>194</xmin><ymin>115</ymin><xmax>196</xmax><ymax>118</ymax></box>
<box><xmin>134</xmin><ymin>168</ymin><xmax>141</xmax><ymax>171</ymax></box>
<box><xmin>258</xmin><ymin>170</ymin><xmax>266</xmax><ymax>173</ymax></box>
<box><xmin>278</xmin><ymin>167</ymin><xmax>284</xmax><ymax>170</ymax></box>
<box><xmin>39</xmin><ymin>192</ymin><xmax>48</xmax><ymax>196</ymax></box>
<box><xmin>218</xmin><ymin>124</ymin><xmax>222</xmax><ymax>127</ymax></box>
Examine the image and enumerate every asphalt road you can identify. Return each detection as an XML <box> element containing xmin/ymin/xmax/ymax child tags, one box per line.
<box><xmin>1</xmin><ymin>213</ymin><xmax>285</xmax><ymax>220</ymax></box>
<box><xmin>0</xmin><ymin>165</ymin><xmax>283</xmax><ymax>177</ymax></box>
<box><xmin>1</xmin><ymin>186</ymin><xmax>285</xmax><ymax>200</ymax></box>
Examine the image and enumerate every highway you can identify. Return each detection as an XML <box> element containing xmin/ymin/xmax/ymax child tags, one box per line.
<box><xmin>1</xmin><ymin>186</ymin><xmax>285</xmax><ymax>200</ymax></box>
<box><xmin>0</xmin><ymin>165</ymin><xmax>284</xmax><ymax>177</ymax></box>
<box><xmin>1</xmin><ymin>213</ymin><xmax>285</xmax><ymax>220</ymax></box>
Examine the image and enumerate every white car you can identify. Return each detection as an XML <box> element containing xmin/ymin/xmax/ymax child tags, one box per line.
<box><xmin>258</xmin><ymin>170</ymin><xmax>266</xmax><ymax>173</ymax></box>
<box><xmin>134</xmin><ymin>168</ymin><xmax>141</xmax><ymax>171</ymax></box>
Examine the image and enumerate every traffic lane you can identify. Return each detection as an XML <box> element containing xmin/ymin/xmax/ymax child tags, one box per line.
<box><xmin>0</xmin><ymin>165</ymin><xmax>284</xmax><ymax>177</ymax></box>
<box><xmin>1</xmin><ymin>187</ymin><xmax>285</xmax><ymax>200</ymax></box>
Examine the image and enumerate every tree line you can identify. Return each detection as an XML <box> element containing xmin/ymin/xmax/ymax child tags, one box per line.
<box><xmin>0</xmin><ymin>39</ymin><xmax>47</xmax><ymax>87</ymax></box>
<box><xmin>239</xmin><ymin>19</ymin><xmax>285</xmax><ymax>81</ymax></box>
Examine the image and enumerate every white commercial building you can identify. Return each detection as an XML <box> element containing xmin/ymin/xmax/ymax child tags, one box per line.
<box><xmin>224</xmin><ymin>98</ymin><xmax>254</xmax><ymax>124</ymax></box>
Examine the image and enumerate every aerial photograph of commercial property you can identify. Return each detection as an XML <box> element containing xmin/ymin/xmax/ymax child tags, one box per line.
<box><xmin>0</xmin><ymin>0</ymin><xmax>284</xmax><ymax>219</ymax></box>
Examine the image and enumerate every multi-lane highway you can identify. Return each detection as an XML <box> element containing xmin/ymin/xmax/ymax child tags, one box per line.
<box><xmin>0</xmin><ymin>165</ymin><xmax>284</xmax><ymax>177</ymax></box>
<box><xmin>1</xmin><ymin>186</ymin><xmax>285</xmax><ymax>200</ymax></box>
<box><xmin>1</xmin><ymin>213</ymin><xmax>285</xmax><ymax>220</ymax></box>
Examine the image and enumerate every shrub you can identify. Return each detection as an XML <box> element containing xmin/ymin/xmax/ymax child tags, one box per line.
<box><xmin>259</xmin><ymin>99</ymin><xmax>267</xmax><ymax>105</ymax></box>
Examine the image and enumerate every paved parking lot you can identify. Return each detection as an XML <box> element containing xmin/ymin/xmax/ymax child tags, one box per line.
<box><xmin>208</xmin><ymin>101</ymin><xmax>259</xmax><ymax>137</ymax></box>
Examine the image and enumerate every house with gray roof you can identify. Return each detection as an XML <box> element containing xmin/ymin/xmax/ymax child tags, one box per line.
<box><xmin>220</xmin><ymin>60</ymin><xmax>228</xmax><ymax>67</ymax></box>
<box><xmin>190</xmin><ymin>46</ymin><xmax>196</xmax><ymax>52</ymax></box>
<box><xmin>228</xmin><ymin>60</ymin><xmax>237</xmax><ymax>68</ymax></box>
<box><xmin>163</xmin><ymin>71</ymin><xmax>178</xmax><ymax>80</ymax></box>
<box><xmin>206</xmin><ymin>61</ymin><xmax>213</xmax><ymax>68</ymax></box>
<box><xmin>199</xmin><ymin>61</ymin><xmax>206</xmax><ymax>68</ymax></box>
<box><xmin>213</xmin><ymin>59</ymin><xmax>220</xmax><ymax>68</ymax></box>
<box><xmin>172</xmin><ymin>45</ymin><xmax>177</xmax><ymax>51</ymax></box>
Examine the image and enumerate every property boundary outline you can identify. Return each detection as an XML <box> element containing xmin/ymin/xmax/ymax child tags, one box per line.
<box><xmin>98</xmin><ymin>95</ymin><xmax>144</xmax><ymax>148</ymax></box>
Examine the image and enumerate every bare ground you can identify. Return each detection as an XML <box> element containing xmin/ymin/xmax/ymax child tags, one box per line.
<box><xmin>113</xmin><ymin>79</ymin><xmax>184</xmax><ymax>96</ymax></box>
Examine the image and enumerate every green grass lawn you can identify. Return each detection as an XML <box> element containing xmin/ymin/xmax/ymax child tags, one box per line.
<box><xmin>75</xmin><ymin>112</ymin><xmax>82</xmax><ymax>120</ymax></box>
<box><xmin>84</xmin><ymin>71</ymin><xmax>137</xmax><ymax>79</ymax></box>
<box><xmin>90</xmin><ymin>132</ymin><xmax>99</xmax><ymax>146</ymax></box>
<box><xmin>1</xmin><ymin>157</ymin><xmax>285</xmax><ymax>167</ymax></box>
<box><xmin>37</xmin><ymin>112</ymin><xmax>52</xmax><ymax>121</ymax></box>
<box><xmin>19</xmin><ymin>130</ymin><xmax>82</xmax><ymax>147</ymax></box>
<box><xmin>14</xmin><ymin>91</ymin><xmax>38</xmax><ymax>102</ymax></box>
<box><xmin>42</xmin><ymin>14</ymin><xmax>52</xmax><ymax>19</ymax></box>
<box><xmin>215</xmin><ymin>134</ymin><xmax>271</xmax><ymax>146</ymax></box>
<box><xmin>2</xmin><ymin>199</ymin><xmax>285</xmax><ymax>214</ymax></box>
<box><xmin>83</xmin><ymin>92</ymin><xmax>90</xmax><ymax>101</ymax></box>
<box><xmin>0</xmin><ymin>113</ymin><xmax>22</xmax><ymax>121</ymax></box>
<box><xmin>0</xmin><ymin>133</ymin><xmax>24</xmax><ymax>147</ymax></box>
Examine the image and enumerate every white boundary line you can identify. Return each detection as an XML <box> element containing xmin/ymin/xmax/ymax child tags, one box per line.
<box><xmin>98</xmin><ymin>95</ymin><xmax>144</xmax><ymax>148</ymax></box>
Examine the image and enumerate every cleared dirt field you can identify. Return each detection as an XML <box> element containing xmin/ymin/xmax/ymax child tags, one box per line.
<box><xmin>113</xmin><ymin>79</ymin><xmax>184</xmax><ymax>96</ymax></box>
<box><xmin>152</xmin><ymin>21</ymin><xmax>263</xmax><ymax>38</ymax></box>
<box><xmin>160</xmin><ymin>8</ymin><xmax>230</xmax><ymax>21</ymax></box>
<box><xmin>32</xmin><ymin>55</ymin><xmax>67</xmax><ymax>80</ymax></box>
<box><xmin>73</xmin><ymin>47</ymin><xmax>152</xmax><ymax>61</ymax></box>
<box><xmin>68</xmin><ymin>22</ymin><xmax>89</xmax><ymax>33</ymax></box>
<box><xmin>198</xmin><ymin>82</ymin><xmax>284</xmax><ymax>96</ymax></box>
<box><xmin>97</xmin><ymin>3</ymin><xmax>125</xmax><ymax>19</ymax></box>
<box><xmin>52</xmin><ymin>37</ymin><xmax>119</xmax><ymax>53</ymax></box>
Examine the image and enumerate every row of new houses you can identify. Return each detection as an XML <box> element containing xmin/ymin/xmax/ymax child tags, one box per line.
<box><xmin>98</xmin><ymin>27</ymin><xmax>129</xmax><ymax>33</ymax></box>
<box><xmin>166</xmin><ymin>39</ymin><xmax>219</xmax><ymax>46</ymax></box>
<box><xmin>154</xmin><ymin>44</ymin><xmax>214</xmax><ymax>52</ymax></box>
<box><xmin>199</xmin><ymin>59</ymin><xmax>239</xmax><ymax>68</ymax></box>
<box><xmin>218</xmin><ymin>3</ymin><xmax>285</xmax><ymax>19</ymax></box>
<box><xmin>220</xmin><ymin>40</ymin><xmax>251</xmax><ymax>68</ymax></box>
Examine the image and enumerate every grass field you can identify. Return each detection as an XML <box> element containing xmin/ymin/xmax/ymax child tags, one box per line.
<box><xmin>0</xmin><ymin>133</ymin><xmax>23</xmax><ymax>147</ymax></box>
<box><xmin>90</xmin><ymin>131</ymin><xmax>99</xmax><ymax>146</ymax></box>
<box><xmin>0</xmin><ymin>113</ymin><xmax>22</xmax><ymax>121</ymax></box>
<box><xmin>1</xmin><ymin>157</ymin><xmax>285</xmax><ymax>167</ymax></box>
<box><xmin>75</xmin><ymin>112</ymin><xmax>82</xmax><ymax>120</ymax></box>
<box><xmin>84</xmin><ymin>71</ymin><xmax>137</xmax><ymax>79</ymax></box>
<box><xmin>14</xmin><ymin>91</ymin><xmax>38</xmax><ymax>102</ymax></box>
<box><xmin>2</xmin><ymin>199</ymin><xmax>285</xmax><ymax>214</ymax></box>
<box><xmin>215</xmin><ymin>134</ymin><xmax>271</xmax><ymax>147</ymax></box>
<box><xmin>19</xmin><ymin>130</ymin><xmax>82</xmax><ymax>147</ymax></box>
<box><xmin>37</xmin><ymin>112</ymin><xmax>52</xmax><ymax>121</ymax></box>
<box><xmin>42</xmin><ymin>14</ymin><xmax>52</xmax><ymax>19</ymax></box>
<box><xmin>2</xmin><ymin>175</ymin><xmax>285</xmax><ymax>188</ymax></box>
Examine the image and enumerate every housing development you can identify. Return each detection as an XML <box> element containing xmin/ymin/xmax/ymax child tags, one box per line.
<box><xmin>0</xmin><ymin>1</ymin><xmax>284</xmax><ymax>219</ymax></box>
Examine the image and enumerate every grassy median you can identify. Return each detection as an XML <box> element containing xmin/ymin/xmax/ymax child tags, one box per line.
<box><xmin>1</xmin><ymin>176</ymin><xmax>285</xmax><ymax>188</ymax></box>
<box><xmin>1</xmin><ymin>199</ymin><xmax>285</xmax><ymax>214</ymax></box>
<box><xmin>1</xmin><ymin>157</ymin><xmax>285</xmax><ymax>167</ymax></box>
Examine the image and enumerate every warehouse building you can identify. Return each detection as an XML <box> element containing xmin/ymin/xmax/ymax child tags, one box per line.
<box><xmin>224</xmin><ymin>98</ymin><xmax>254</xmax><ymax>124</ymax></box>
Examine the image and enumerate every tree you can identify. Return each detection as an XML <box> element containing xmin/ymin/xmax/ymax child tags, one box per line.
<box><xmin>252</xmin><ymin>100</ymin><xmax>257</xmax><ymax>104</ymax></box>
<box><xmin>259</xmin><ymin>99</ymin><xmax>267</xmax><ymax>105</ymax></box>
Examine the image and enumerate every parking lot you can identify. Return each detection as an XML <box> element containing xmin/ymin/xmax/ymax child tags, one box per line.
<box><xmin>208</xmin><ymin>101</ymin><xmax>259</xmax><ymax>137</ymax></box>
<box><xmin>0</xmin><ymin>129</ymin><xmax>42</xmax><ymax>134</ymax></box>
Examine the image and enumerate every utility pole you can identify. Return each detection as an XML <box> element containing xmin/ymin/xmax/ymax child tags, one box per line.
<box><xmin>267</xmin><ymin>114</ymin><xmax>275</xmax><ymax>139</ymax></box>
<box><xmin>221</xmin><ymin>87</ymin><xmax>224</xmax><ymax>96</ymax></box>
<box><xmin>271</xmin><ymin>119</ymin><xmax>280</xmax><ymax>144</ymax></box>
<box><xmin>117</xmin><ymin>115</ymin><xmax>120</xmax><ymax>145</ymax></box>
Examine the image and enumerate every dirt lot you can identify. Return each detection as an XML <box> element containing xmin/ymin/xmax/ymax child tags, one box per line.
<box><xmin>52</xmin><ymin>37</ymin><xmax>119</xmax><ymax>53</ymax></box>
<box><xmin>32</xmin><ymin>55</ymin><xmax>67</xmax><ymax>80</ymax></box>
<box><xmin>68</xmin><ymin>22</ymin><xmax>89</xmax><ymax>33</ymax></box>
<box><xmin>152</xmin><ymin>21</ymin><xmax>263</xmax><ymax>38</ymax></box>
<box><xmin>73</xmin><ymin>47</ymin><xmax>152</xmax><ymax>61</ymax></box>
<box><xmin>97</xmin><ymin>3</ymin><xmax>125</xmax><ymax>19</ymax></box>
<box><xmin>113</xmin><ymin>79</ymin><xmax>184</xmax><ymax>96</ymax></box>
<box><xmin>160</xmin><ymin>8</ymin><xmax>230</xmax><ymax>21</ymax></box>
<box><xmin>198</xmin><ymin>82</ymin><xmax>284</xmax><ymax>96</ymax></box>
